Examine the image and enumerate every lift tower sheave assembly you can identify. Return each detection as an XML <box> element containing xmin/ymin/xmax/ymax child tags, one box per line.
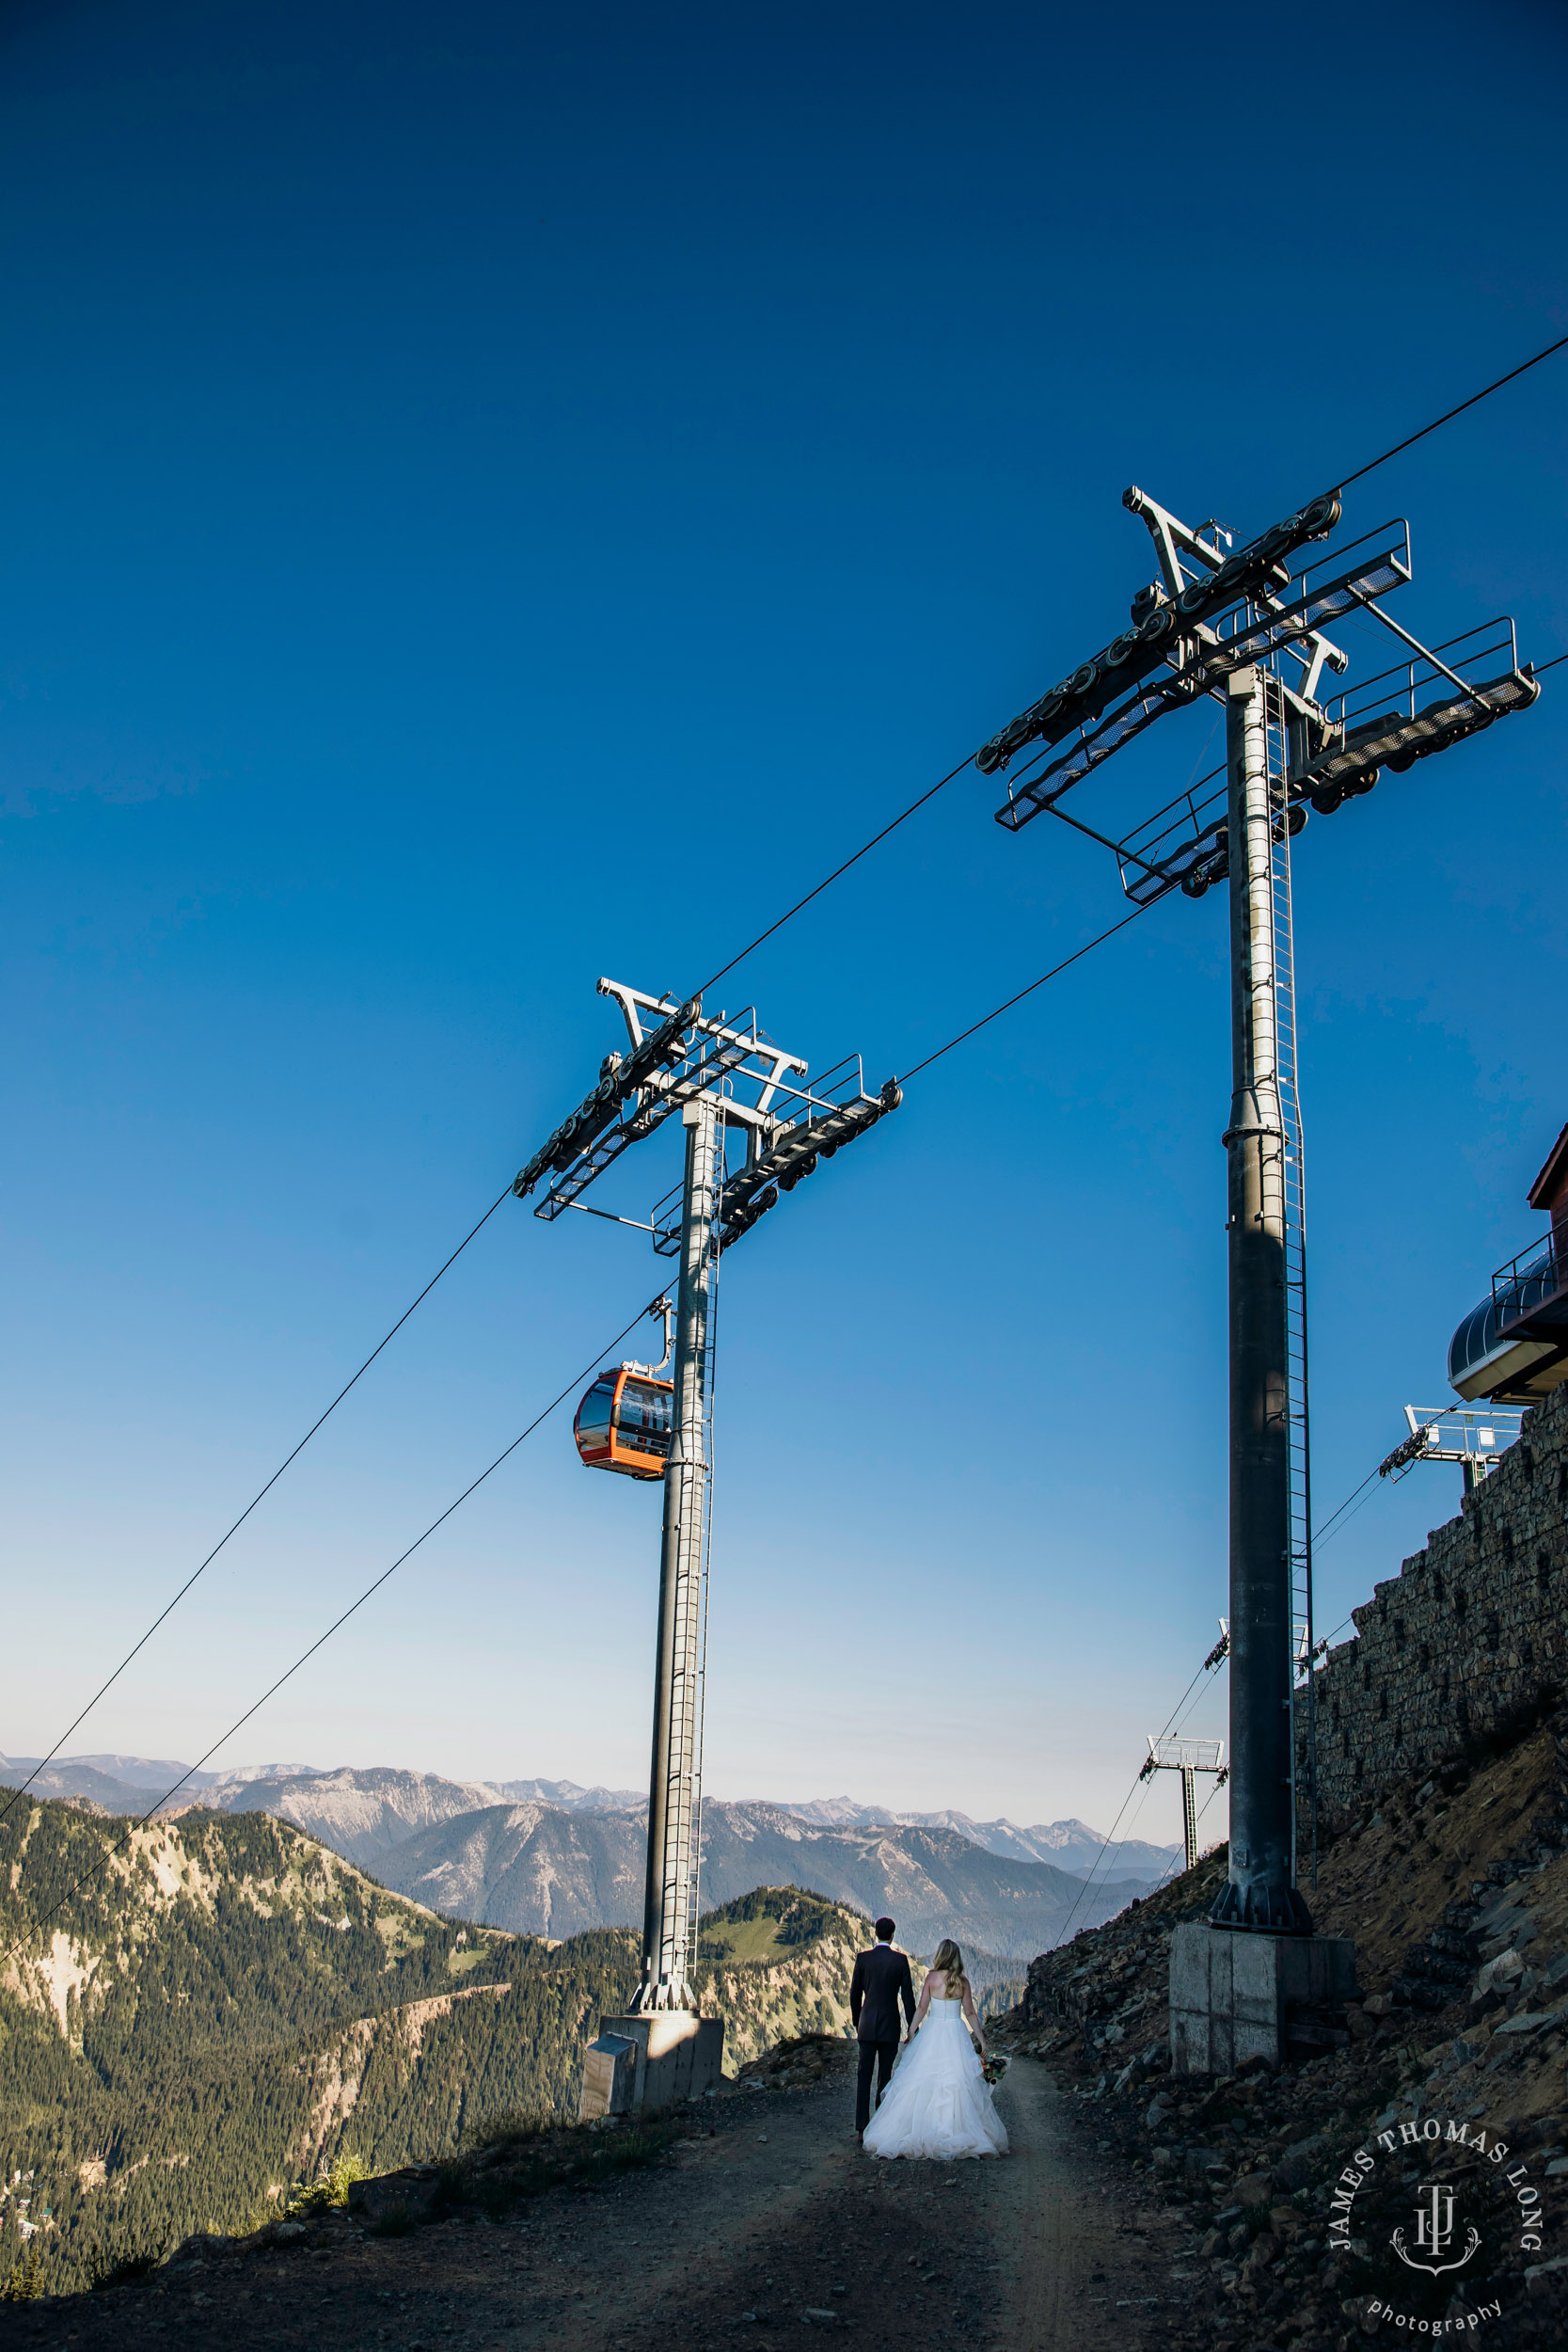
<box><xmin>513</xmin><ymin>977</ymin><xmax>900</xmax><ymax>2114</ymax></box>
<box><xmin>976</xmin><ymin>481</ymin><xmax>1542</xmax><ymax>2069</ymax></box>
<box><xmin>1378</xmin><ymin>1403</ymin><xmax>1526</xmax><ymax>1502</ymax></box>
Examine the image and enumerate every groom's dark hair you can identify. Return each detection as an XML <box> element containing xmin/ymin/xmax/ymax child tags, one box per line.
<box><xmin>874</xmin><ymin>1917</ymin><xmax>895</xmax><ymax>1942</ymax></box>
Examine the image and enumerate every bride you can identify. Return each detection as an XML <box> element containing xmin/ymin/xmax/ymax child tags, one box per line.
<box><xmin>862</xmin><ymin>1939</ymin><xmax>1008</xmax><ymax>2160</ymax></box>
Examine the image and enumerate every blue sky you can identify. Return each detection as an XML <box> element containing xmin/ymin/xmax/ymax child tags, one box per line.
<box><xmin>3</xmin><ymin>0</ymin><xmax>1566</xmax><ymax>1848</ymax></box>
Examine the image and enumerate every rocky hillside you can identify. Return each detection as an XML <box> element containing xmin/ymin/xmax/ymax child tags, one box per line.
<box><xmin>206</xmin><ymin>1763</ymin><xmax>511</xmax><ymax>1864</ymax></box>
<box><xmin>372</xmin><ymin>1798</ymin><xmax>646</xmax><ymax>1936</ymax></box>
<box><xmin>992</xmin><ymin>1692</ymin><xmax>1568</xmax><ymax>2349</ymax></box>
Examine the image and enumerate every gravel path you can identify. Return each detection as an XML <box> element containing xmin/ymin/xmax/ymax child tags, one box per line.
<box><xmin>0</xmin><ymin>2052</ymin><xmax>1193</xmax><ymax>2351</ymax></box>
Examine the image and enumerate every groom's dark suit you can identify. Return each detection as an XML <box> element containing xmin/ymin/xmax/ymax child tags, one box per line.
<box><xmin>849</xmin><ymin>1939</ymin><xmax>916</xmax><ymax>2133</ymax></box>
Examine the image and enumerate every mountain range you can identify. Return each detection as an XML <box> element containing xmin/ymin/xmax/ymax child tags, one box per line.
<box><xmin>15</xmin><ymin>1762</ymin><xmax>1148</xmax><ymax>1959</ymax></box>
<box><xmin>0</xmin><ymin>1753</ymin><xmax>328</xmax><ymax>1811</ymax></box>
<box><xmin>333</xmin><ymin>1790</ymin><xmax>1132</xmax><ymax>1959</ymax></box>
<box><xmin>0</xmin><ymin>1755</ymin><xmax>1178</xmax><ymax>1883</ymax></box>
<box><xmin>766</xmin><ymin>1797</ymin><xmax>1177</xmax><ymax>1877</ymax></box>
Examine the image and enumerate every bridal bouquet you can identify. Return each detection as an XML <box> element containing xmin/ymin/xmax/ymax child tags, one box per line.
<box><xmin>980</xmin><ymin>2054</ymin><xmax>1008</xmax><ymax>2085</ymax></box>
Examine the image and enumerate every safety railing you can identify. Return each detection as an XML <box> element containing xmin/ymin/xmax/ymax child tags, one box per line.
<box><xmin>1490</xmin><ymin>1232</ymin><xmax>1560</xmax><ymax>1322</ymax></box>
<box><xmin>1320</xmin><ymin>615</ymin><xmax>1522</xmax><ymax>739</ymax></box>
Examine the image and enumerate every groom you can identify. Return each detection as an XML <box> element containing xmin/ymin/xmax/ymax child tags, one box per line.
<box><xmin>848</xmin><ymin>1915</ymin><xmax>916</xmax><ymax>2142</ymax></box>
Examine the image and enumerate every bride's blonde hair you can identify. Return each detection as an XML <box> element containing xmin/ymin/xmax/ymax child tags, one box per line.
<box><xmin>932</xmin><ymin>1938</ymin><xmax>967</xmax><ymax>1999</ymax></box>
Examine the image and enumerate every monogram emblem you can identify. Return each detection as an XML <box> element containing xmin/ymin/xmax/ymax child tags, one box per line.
<box><xmin>1391</xmin><ymin>2185</ymin><xmax>1481</xmax><ymax>2277</ymax></box>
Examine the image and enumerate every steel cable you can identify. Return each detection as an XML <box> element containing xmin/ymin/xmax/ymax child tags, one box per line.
<box><xmin>1311</xmin><ymin>1467</ymin><xmax>1381</xmax><ymax>1546</ymax></box>
<box><xmin>0</xmin><ymin>1184</ymin><xmax>515</xmax><ymax>1828</ymax></box>
<box><xmin>1330</xmin><ymin>332</ymin><xmax>1568</xmax><ymax>494</ymax></box>
<box><xmin>899</xmin><ymin>902</ymin><xmax>1154</xmax><ymax>1085</ymax></box>
<box><xmin>1049</xmin><ymin>1776</ymin><xmax>1154</xmax><ymax>1952</ymax></box>
<box><xmin>1050</xmin><ymin>1636</ymin><xmax>1229</xmax><ymax>1947</ymax></box>
<box><xmin>693</xmin><ymin>752</ymin><xmax>977</xmax><ymax>997</ymax></box>
<box><xmin>0</xmin><ymin>1295</ymin><xmax>662</xmax><ymax>1963</ymax></box>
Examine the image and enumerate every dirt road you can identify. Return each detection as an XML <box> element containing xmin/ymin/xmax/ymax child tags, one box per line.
<box><xmin>0</xmin><ymin>2053</ymin><xmax>1203</xmax><ymax>2351</ymax></box>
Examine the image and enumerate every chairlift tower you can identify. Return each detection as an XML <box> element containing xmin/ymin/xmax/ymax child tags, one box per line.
<box><xmin>974</xmin><ymin>480</ymin><xmax>1542</xmax><ymax>2065</ymax></box>
<box><xmin>1141</xmin><ymin>1736</ymin><xmax>1227</xmax><ymax>1876</ymax></box>
<box><xmin>512</xmin><ymin>979</ymin><xmax>898</xmax><ymax>2102</ymax></box>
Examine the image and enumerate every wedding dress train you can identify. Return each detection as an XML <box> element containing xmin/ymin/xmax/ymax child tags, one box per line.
<box><xmin>862</xmin><ymin>1995</ymin><xmax>1008</xmax><ymax>2160</ymax></box>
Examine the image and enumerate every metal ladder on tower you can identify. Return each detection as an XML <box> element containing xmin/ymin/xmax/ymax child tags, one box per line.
<box><xmin>647</xmin><ymin>1103</ymin><xmax>721</xmax><ymax>2008</ymax></box>
<box><xmin>678</xmin><ymin>1174</ymin><xmax>719</xmax><ymax>1991</ymax></box>
<box><xmin>1263</xmin><ymin>672</ymin><xmax>1318</xmax><ymax>1888</ymax></box>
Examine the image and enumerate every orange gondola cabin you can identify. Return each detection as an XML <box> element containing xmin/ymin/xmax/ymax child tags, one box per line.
<box><xmin>573</xmin><ymin>1366</ymin><xmax>673</xmax><ymax>1478</ymax></box>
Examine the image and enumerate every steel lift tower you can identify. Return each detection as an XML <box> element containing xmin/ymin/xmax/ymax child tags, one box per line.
<box><xmin>511</xmin><ymin>978</ymin><xmax>899</xmax><ymax>2111</ymax></box>
<box><xmin>974</xmin><ymin>485</ymin><xmax>1542</xmax><ymax>2066</ymax></box>
<box><xmin>1142</xmin><ymin>1736</ymin><xmax>1227</xmax><ymax>1876</ymax></box>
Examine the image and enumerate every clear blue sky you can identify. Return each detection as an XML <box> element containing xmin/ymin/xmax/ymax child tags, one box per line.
<box><xmin>3</xmin><ymin>0</ymin><xmax>1565</xmax><ymax>1849</ymax></box>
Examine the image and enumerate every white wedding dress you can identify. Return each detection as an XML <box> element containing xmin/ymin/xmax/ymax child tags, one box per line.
<box><xmin>862</xmin><ymin>1996</ymin><xmax>1008</xmax><ymax>2160</ymax></box>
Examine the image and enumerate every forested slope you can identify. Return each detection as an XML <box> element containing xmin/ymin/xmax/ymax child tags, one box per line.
<box><xmin>0</xmin><ymin>1798</ymin><xmax>632</xmax><ymax>2290</ymax></box>
<box><xmin>0</xmin><ymin>1804</ymin><xmax>881</xmax><ymax>2294</ymax></box>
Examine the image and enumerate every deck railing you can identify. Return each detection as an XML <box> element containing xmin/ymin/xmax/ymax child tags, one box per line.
<box><xmin>1490</xmin><ymin>1233</ymin><xmax>1560</xmax><ymax>1324</ymax></box>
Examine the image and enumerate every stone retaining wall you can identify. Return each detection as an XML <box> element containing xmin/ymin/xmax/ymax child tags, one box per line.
<box><xmin>1303</xmin><ymin>1381</ymin><xmax>1568</xmax><ymax>1830</ymax></box>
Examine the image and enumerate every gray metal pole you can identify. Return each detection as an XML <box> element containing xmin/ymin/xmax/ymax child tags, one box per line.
<box><xmin>1181</xmin><ymin>1767</ymin><xmax>1197</xmax><ymax>1876</ymax></box>
<box><xmin>1212</xmin><ymin>666</ymin><xmax>1312</xmax><ymax>1933</ymax></box>
<box><xmin>638</xmin><ymin>1097</ymin><xmax>719</xmax><ymax>2010</ymax></box>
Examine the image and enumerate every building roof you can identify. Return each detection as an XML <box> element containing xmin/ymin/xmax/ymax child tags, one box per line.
<box><xmin>1528</xmin><ymin>1120</ymin><xmax>1568</xmax><ymax>1216</ymax></box>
